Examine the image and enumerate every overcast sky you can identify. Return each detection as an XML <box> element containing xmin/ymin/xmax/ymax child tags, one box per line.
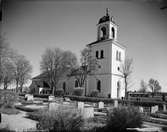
<box><xmin>2</xmin><ymin>0</ymin><xmax>167</xmax><ymax>92</ymax></box>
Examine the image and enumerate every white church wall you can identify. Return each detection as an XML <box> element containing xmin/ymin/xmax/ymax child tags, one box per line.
<box><xmin>89</xmin><ymin>40</ymin><xmax>112</xmax><ymax>74</ymax></box>
<box><xmin>111</xmin><ymin>75</ymin><xmax>125</xmax><ymax>99</ymax></box>
<box><xmin>111</xmin><ymin>42</ymin><xmax>125</xmax><ymax>75</ymax></box>
<box><xmin>87</xmin><ymin>74</ymin><xmax>111</xmax><ymax>98</ymax></box>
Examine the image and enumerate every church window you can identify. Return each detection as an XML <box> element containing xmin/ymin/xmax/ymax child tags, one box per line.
<box><xmin>119</xmin><ymin>52</ymin><xmax>121</xmax><ymax>61</ymax></box>
<box><xmin>96</xmin><ymin>51</ymin><xmax>99</xmax><ymax>59</ymax></box>
<box><xmin>117</xmin><ymin>81</ymin><xmax>121</xmax><ymax>98</ymax></box>
<box><xmin>100</xmin><ymin>27</ymin><xmax>107</xmax><ymax>40</ymax></box>
<box><xmin>75</xmin><ymin>80</ymin><xmax>79</xmax><ymax>87</ymax></box>
<box><xmin>101</xmin><ymin>50</ymin><xmax>104</xmax><ymax>58</ymax></box>
<box><xmin>116</xmin><ymin>51</ymin><xmax>121</xmax><ymax>61</ymax></box>
<box><xmin>112</xmin><ymin>27</ymin><xmax>115</xmax><ymax>39</ymax></box>
<box><xmin>97</xmin><ymin>80</ymin><xmax>101</xmax><ymax>92</ymax></box>
<box><xmin>63</xmin><ymin>82</ymin><xmax>66</xmax><ymax>92</ymax></box>
<box><xmin>116</xmin><ymin>51</ymin><xmax>118</xmax><ymax>60</ymax></box>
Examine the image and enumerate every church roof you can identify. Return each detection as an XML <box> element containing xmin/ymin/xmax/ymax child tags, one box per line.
<box><xmin>98</xmin><ymin>8</ymin><xmax>115</xmax><ymax>24</ymax></box>
<box><xmin>87</xmin><ymin>39</ymin><xmax>126</xmax><ymax>49</ymax></box>
<box><xmin>32</xmin><ymin>72</ymin><xmax>48</xmax><ymax>80</ymax></box>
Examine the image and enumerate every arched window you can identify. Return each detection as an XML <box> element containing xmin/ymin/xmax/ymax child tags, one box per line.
<box><xmin>119</xmin><ymin>52</ymin><xmax>121</xmax><ymax>61</ymax></box>
<box><xmin>100</xmin><ymin>27</ymin><xmax>106</xmax><ymax>40</ymax></box>
<box><xmin>117</xmin><ymin>81</ymin><xmax>121</xmax><ymax>98</ymax></box>
<box><xmin>97</xmin><ymin>80</ymin><xmax>101</xmax><ymax>92</ymax></box>
<box><xmin>101</xmin><ymin>50</ymin><xmax>104</xmax><ymax>58</ymax></box>
<box><xmin>96</xmin><ymin>51</ymin><xmax>99</xmax><ymax>59</ymax></box>
<box><xmin>112</xmin><ymin>27</ymin><xmax>115</xmax><ymax>39</ymax></box>
<box><xmin>75</xmin><ymin>80</ymin><xmax>78</xmax><ymax>87</ymax></box>
<box><xmin>116</xmin><ymin>50</ymin><xmax>118</xmax><ymax>60</ymax></box>
<box><xmin>63</xmin><ymin>82</ymin><xmax>66</xmax><ymax>92</ymax></box>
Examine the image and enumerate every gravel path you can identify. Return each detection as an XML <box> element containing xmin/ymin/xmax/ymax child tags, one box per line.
<box><xmin>0</xmin><ymin>111</ymin><xmax>37</xmax><ymax>131</ymax></box>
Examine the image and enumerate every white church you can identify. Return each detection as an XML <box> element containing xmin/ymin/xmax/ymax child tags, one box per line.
<box><xmin>86</xmin><ymin>9</ymin><xmax>126</xmax><ymax>98</ymax></box>
<box><xmin>31</xmin><ymin>9</ymin><xmax>126</xmax><ymax>99</ymax></box>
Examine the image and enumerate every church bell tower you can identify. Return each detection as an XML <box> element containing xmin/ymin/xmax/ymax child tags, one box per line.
<box><xmin>87</xmin><ymin>9</ymin><xmax>125</xmax><ymax>99</ymax></box>
<box><xmin>97</xmin><ymin>8</ymin><xmax>118</xmax><ymax>41</ymax></box>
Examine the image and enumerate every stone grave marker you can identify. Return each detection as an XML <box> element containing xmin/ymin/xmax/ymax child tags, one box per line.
<box><xmin>48</xmin><ymin>95</ymin><xmax>55</xmax><ymax>101</ymax></box>
<box><xmin>139</xmin><ymin>106</ymin><xmax>144</xmax><ymax>113</ymax></box>
<box><xmin>81</xmin><ymin>106</ymin><xmax>94</xmax><ymax>118</ymax></box>
<box><xmin>163</xmin><ymin>104</ymin><xmax>166</xmax><ymax>112</ymax></box>
<box><xmin>151</xmin><ymin>105</ymin><xmax>158</xmax><ymax>113</ymax></box>
<box><xmin>25</xmin><ymin>94</ymin><xmax>33</xmax><ymax>101</ymax></box>
<box><xmin>77</xmin><ymin>102</ymin><xmax>84</xmax><ymax>109</ymax></box>
<box><xmin>114</xmin><ymin>100</ymin><xmax>118</xmax><ymax>108</ymax></box>
<box><xmin>98</xmin><ymin>101</ymin><xmax>104</xmax><ymax>109</ymax></box>
<box><xmin>49</xmin><ymin>102</ymin><xmax>60</xmax><ymax>112</ymax></box>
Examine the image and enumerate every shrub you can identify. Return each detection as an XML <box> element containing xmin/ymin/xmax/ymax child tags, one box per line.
<box><xmin>55</xmin><ymin>89</ymin><xmax>64</xmax><ymax>96</ymax></box>
<box><xmin>26</xmin><ymin>109</ymin><xmax>46</xmax><ymax>121</ymax></box>
<box><xmin>106</xmin><ymin>106</ymin><xmax>142</xmax><ymax>132</ymax></box>
<box><xmin>0</xmin><ymin>90</ymin><xmax>18</xmax><ymax>108</ymax></box>
<box><xmin>34</xmin><ymin>94</ymin><xmax>50</xmax><ymax>98</ymax></box>
<box><xmin>0</xmin><ymin>127</ymin><xmax>15</xmax><ymax>132</ymax></box>
<box><xmin>65</xmin><ymin>95</ymin><xmax>115</xmax><ymax>104</ymax></box>
<box><xmin>0</xmin><ymin>107</ymin><xmax>19</xmax><ymax>115</ymax></box>
<box><xmin>15</xmin><ymin>105</ymin><xmax>38</xmax><ymax>112</ymax></box>
<box><xmin>73</xmin><ymin>88</ymin><xmax>84</xmax><ymax>96</ymax></box>
<box><xmin>36</xmin><ymin>106</ymin><xmax>83</xmax><ymax>132</ymax></box>
<box><xmin>89</xmin><ymin>91</ymin><xmax>99</xmax><ymax>97</ymax></box>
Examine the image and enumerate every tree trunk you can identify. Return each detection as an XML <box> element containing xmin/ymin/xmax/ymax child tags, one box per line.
<box><xmin>84</xmin><ymin>77</ymin><xmax>87</xmax><ymax>96</ymax></box>
<box><xmin>20</xmin><ymin>83</ymin><xmax>23</xmax><ymax>93</ymax></box>
<box><xmin>125</xmin><ymin>77</ymin><xmax>128</xmax><ymax>100</ymax></box>
<box><xmin>52</xmin><ymin>85</ymin><xmax>55</xmax><ymax>95</ymax></box>
<box><xmin>16</xmin><ymin>81</ymin><xmax>19</xmax><ymax>93</ymax></box>
<box><xmin>4</xmin><ymin>82</ymin><xmax>7</xmax><ymax>90</ymax></box>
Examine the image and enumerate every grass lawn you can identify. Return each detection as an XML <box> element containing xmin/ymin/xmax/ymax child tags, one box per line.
<box><xmin>0</xmin><ymin>107</ymin><xmax>20</xmax><ymax>115</ymax></box>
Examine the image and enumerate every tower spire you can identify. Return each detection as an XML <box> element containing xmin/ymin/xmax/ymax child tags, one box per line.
<box><xmin>106</xmin><ymin>8</ymin><xmax>109</xmax><ymax>16</ymax></box>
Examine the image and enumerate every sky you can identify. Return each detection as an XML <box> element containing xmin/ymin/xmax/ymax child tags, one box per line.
<box><xmin>1</xmin><ymin>0</ymin><xmax>167</xmax><ymax>92</ymax></box>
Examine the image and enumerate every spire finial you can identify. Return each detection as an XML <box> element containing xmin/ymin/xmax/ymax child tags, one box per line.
<box><xmin>106</xmin><ymin>8</ymin><xmax>109</xmax><ymax>16</ymax></box>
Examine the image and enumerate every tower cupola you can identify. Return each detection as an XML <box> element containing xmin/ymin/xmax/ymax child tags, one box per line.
<box><xmin>97</xmin><ymin>8</ymin><xmax>117</xmax><ymax>41</ymax></box>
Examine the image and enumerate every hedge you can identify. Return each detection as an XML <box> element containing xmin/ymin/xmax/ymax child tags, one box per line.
<box><xmin>19</xmin><ymin>93</ymin><xmax>50</xmax><ymax>98</ymax></box>
<box><xmin>15</xmin><ymin>105</ymin><xmax>38</xmax><ymax>112</ymax></box>
<box><xmin>65</xmin><ymin>95</ymin><xmax>118</xmax><ymax>103</ymax></box>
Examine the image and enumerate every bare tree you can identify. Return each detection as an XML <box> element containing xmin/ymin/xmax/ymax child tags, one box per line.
<box><xmin>138</xmin><ymin>80</ymin><xmax>147</xmax><ymax>93</ymax></box>
<box><xmin>120</xmin><ymin>57</ymin><xmax>133</xmax><ymax>99</ymax></box>
<box><xmin>2</xmin><ymin>59</ymin><xmax>15</xmax><ymax>89</ymax></box>
<box><xmin>0</xmin><ymin>35</ymin><xmax>16</xmax><ymax>89</ymax></box>
<box><xmin>0</xmin><ymin>35</ymin><xmax>11</xmax><ymax>84</ymax></box>
<box><xmin>13</xmin><ymin>54</ymin><xmax>32</xmax><ymax>93</ymax></box>
<box><xmin>71</xmin><ymin>47</ymin><xmax>99</xmax><ymax>96</ymax></box>
<box><xmin>40</xmin><ymin>48</ymin><xmax>78</xmax><ymax>95</ymax></box>
<box><xmin>148</xmin><ymin>78</ymin><xmax>161</xmax><ymax>93</ymax></box>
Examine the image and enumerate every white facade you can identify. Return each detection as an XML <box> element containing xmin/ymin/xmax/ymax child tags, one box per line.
<box><xmin>87</xmin><ymin>10</ymin><xmax>126</xmax><ymax>98</ymax></box>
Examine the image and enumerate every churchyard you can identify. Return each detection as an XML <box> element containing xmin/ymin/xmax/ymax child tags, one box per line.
<box><xmin>0</xmin><ymin>90</ymin><xmax>167</xmax><ymax>132</ymax></box>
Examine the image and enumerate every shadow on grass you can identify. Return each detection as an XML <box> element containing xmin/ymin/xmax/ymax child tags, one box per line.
<box><xmin>0</xmin><ymin>107</ymin><xmax>19</xmax><ymax>115</ymax></box>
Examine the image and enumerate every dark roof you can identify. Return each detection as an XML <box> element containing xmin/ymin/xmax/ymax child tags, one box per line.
<box><xmin>69</xmin><ymin>66</ymin><xmax>88</xmax><ymax>76</ymax></box>
<box><xmin>98</xmin><ymin>15</ymin><xmax>114</xmax><ymax>24</ymax></box>
<box><xmin>87</xmin><ymin>39</ymin><xmax>126</xmax><ymax>49</ymax></box>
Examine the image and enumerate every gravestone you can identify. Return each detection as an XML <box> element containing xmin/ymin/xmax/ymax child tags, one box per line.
<box><xmin>93</xmin><ymin>103</ymin><xmax>96</xmax><ymax>107</ymax></box>
<box><xmin>77</xmin><ymin>102</ymin><xmax>84</xmax><ymax>109</ymax></box>
<box><xmin>81</xmin><ymin>106</ymin><xmax>94</xmax><ymax>118</ymax></box>
<box><xmin>98</xmin><ymin>101</ymin><xmax>104</xmax><ymax>109</ymax></box>
<box><xmin>151</xmin><ymin>105</ymin><xmax>158</xmax><ymax>113</ymax></box>
<box><xmin>48</xmin><ymin>95</ymin><xmax>55</xmax><ymax>101</ymax></box>
<box><xmin>139</xmin><ymin>106</ymin><xmax>144</xmax><ymax>113</ymax></box>
<box><xmin>25</xmin><ymin>94</ymin><xmax>33</xmax><ymax>101</ymax></box>
<box><xmin>163</xmin><ymin>104</ymin><xmax>166</xmax><ymax>112</ymax></box>
<box><xmin>64</xmin><ymin>97</ymin><xmax>71</xmax><ymax>102</ymax></box>
<box><xmin>49</xmin><ymin>102</ymin><xmax>60</xmax><ymax>112</ymax></box>
<box><xmin>63</xmin><ymin>101</ymin><xmax>70</xmax><ymax>105</ymax></box>
<box><xmin>114</xmin><ymin>100</ymin><xmax>118</xmax><ymax>108</ymax></box>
